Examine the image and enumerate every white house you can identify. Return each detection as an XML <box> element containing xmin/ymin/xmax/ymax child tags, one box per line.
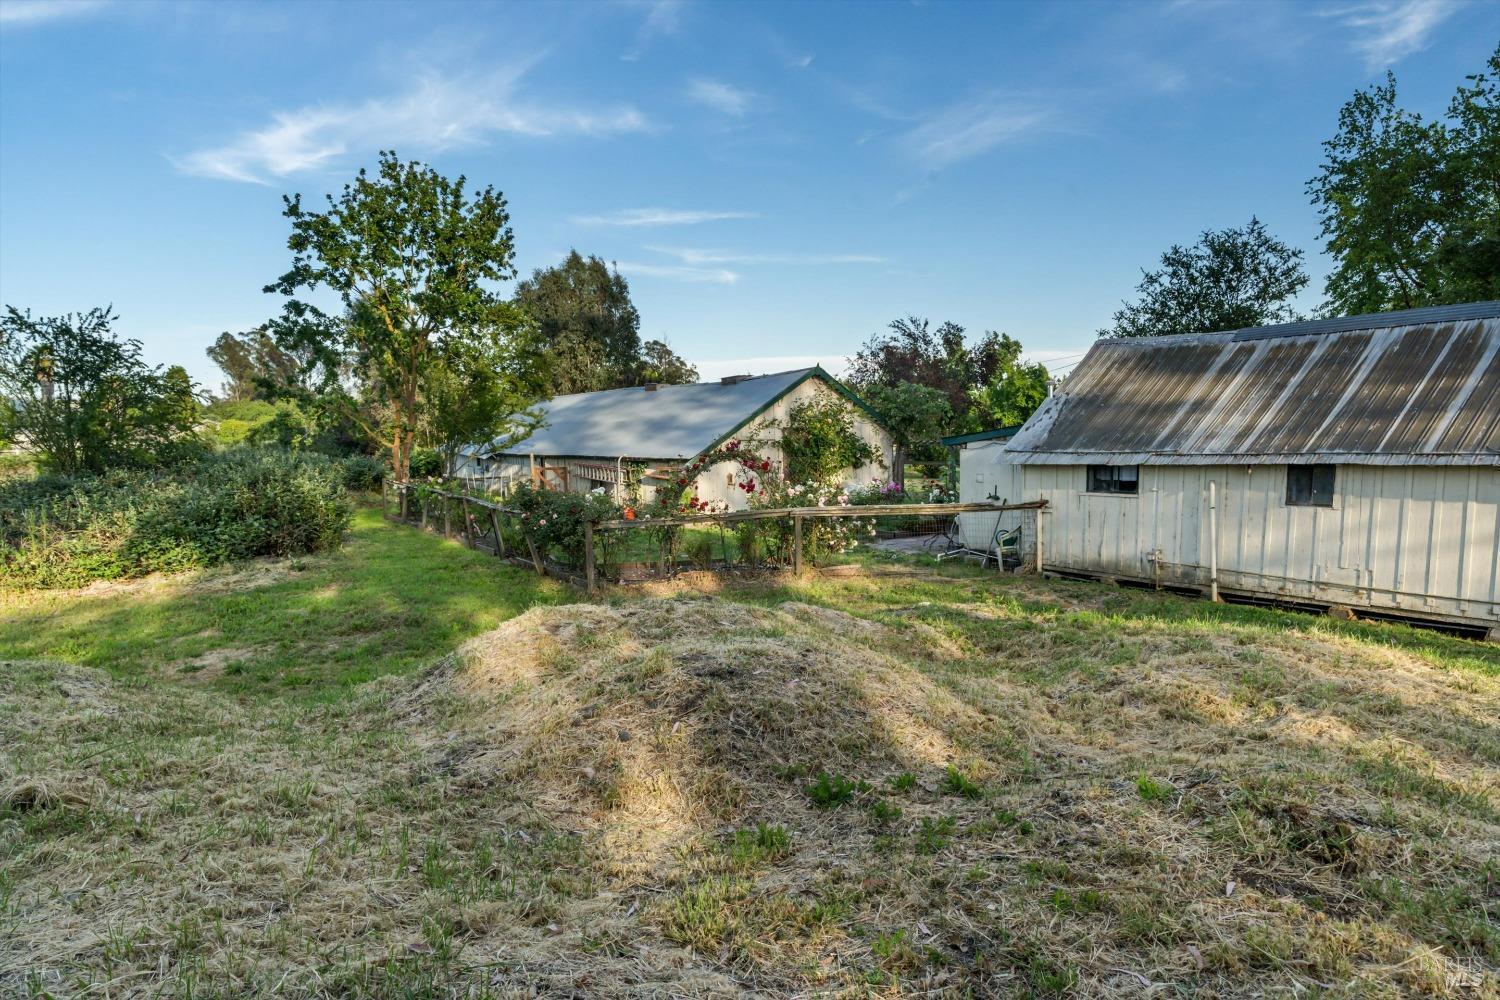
<box><xmin>457</xmin><ymin>367</ymin><xmax>894</xmax><ymax>511</ymax></box>
<box><xmin>958</xmin><ymin>302</ymin><xmax>1500</xmax><ymax>637</ymax></box>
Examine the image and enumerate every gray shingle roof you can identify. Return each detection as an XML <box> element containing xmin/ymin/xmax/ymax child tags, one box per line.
<box><xmin>485</xmin><ymin>368</ymin><xmax>819</xmax><ymax>460</ymax></box>
<box><xmin>1004</xmin><ymin>303</ymin><xmax>1500</xmax><ymax>466</ymax></box>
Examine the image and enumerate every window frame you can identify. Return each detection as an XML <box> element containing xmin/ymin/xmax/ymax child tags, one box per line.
<box><xmin>1086</xmin><ymin>464</ymin><xmax>1140</xmax><ymax>496</ymax></box>
<box><xmin>1285</xmin><ymin>464</ymin><xmax>1337</xmax><ymax>508</ymax></box>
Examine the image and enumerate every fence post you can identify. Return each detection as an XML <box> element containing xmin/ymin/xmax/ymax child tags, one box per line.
<box><xmin>792</xmin><ymin>514</ymin><xmax>803</xmax><ymax>575</ymax></box>
<box><xmin>460</xmin><ymin>497</ymin><xmax>473</xmax><ymax>548</ymax></box>
<box><xmin>420</xmin><ymin>492</ymin><xmax>428</xmax><ymax>530</ymax></box>
<box><xmin>490</xmin><ymin>509</ymin><xmax>505</xmax><ymax>558</ymax></box>
<box><xmin>442</xmin><ymin>497</ymin><xmax>452</xmax><ymax>538</ymax></box>
<box><xmin>584</xmin><ymin>520</ymin><xmax>597</xmax><ymax>594</ymax></box>
<box><xmin>525</xmin><ymin>532</ymin><xmax>545</xmax><ymax>576</ymax></box>
<box><xmin>399</xmin><ymin>483</ymin><xmax>408</xmax><ymax>520</ymax></box>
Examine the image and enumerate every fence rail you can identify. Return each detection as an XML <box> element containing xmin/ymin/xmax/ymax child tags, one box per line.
<box><xmin>387</xmin><ymin>481</ymin><xmax>1045</xmax><ymax>593</ymax></box>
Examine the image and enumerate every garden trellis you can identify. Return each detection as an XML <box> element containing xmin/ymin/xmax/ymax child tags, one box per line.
<box><xmin>387</xmin><ymin>481</ymin><xmax>1045</xmax><ymax>593</ymax></box>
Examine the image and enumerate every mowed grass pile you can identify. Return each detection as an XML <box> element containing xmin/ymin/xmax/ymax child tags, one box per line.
<box><xmin>2</xmin><ymin>523</ymin><xmax>1497</xmax><ymax>996</ymax></box>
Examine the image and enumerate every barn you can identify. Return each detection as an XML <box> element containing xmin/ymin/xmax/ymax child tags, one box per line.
<box><xmin>455</xmin><ymin>367</ymin><xmax>894</xmax><ymax>511</ymax></box>
<box><xmin>958</xmin><ymin>302</ymin><xmax>1500</xmax><ymax>636</ymax></box>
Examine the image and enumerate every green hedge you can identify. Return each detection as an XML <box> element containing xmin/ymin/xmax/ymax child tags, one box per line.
<box><xmin>1</xmin><ymin>451</ymin><xmax>353</xmax><ymax>590</ymax></box>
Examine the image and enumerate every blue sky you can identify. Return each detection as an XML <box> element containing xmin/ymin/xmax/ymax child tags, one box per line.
<box><xmin>1</xmin><ymin>0</ymin><xmax>1495</xmax><ymax>390</ymax></box>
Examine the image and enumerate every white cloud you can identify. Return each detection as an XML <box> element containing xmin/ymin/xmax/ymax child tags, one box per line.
<box><xmin>0</xmin><ymin>0</ymin><xmax>108</xmax><ymax>26</ymax></box>
<box><xmin>694</xmin><ymin>355</ymin><xmax>850</xmax><ymax>381</ymax></box>
<box><xmin>902</xmin><ymin>94</ymin><xmax>1051</xmax><ymax>169</ymax></box>
<box><xmin>613</xmin><ymin>261</ymin><xmax>740</xmax><ymax>284</ymax></box>
<box><xmin>1333</xmin><ymin>1</ymin><xmax>1458</xmax><ymax>68</ymax></box>
<box><xmin>686</xmin><ymin>78</ymin><xmax>754</xmax><ymax>116</ymax></box>
<box><xmin>621</xmin><ymin>0</ymin><xmax>686</xmax><ymax>61</ymax></box>
<box><xmin>174</xmin><ymin>69</ymin><xmax>648</xmax><ymax>184</ymax></box>
<box><xmin>645</xmin><ymin>246</ymin><xmax>886</xmax><ymax>265</ymax></box>
<box><xmin>570</xmin><ymin>208</ymin><xmax>757</xmax><ymax>227</ymax></box>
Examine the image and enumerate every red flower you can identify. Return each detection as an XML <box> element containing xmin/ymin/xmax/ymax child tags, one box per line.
<box><xmin>677</xmin><ymin>478</ymin><xmax>687</xmax><ymax>486</ymax></box>
<box><xmin>760</xmin><ymin>460</ymin><xmax>771</xmax><ymax>471</ymax></box>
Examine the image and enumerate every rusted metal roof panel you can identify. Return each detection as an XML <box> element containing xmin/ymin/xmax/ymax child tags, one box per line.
<box><xmin>1006</xmin><ymin>305</ymin><xmax>1500</xmax><ymax>466</ymax></box>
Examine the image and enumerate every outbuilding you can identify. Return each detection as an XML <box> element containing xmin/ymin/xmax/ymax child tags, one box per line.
<box><xmin>456</xmin><ymin>367</ymin><xmax>894</xmax><ymax>510</ymax></box>
<box><xmin>959</xmin><ymin>302</ymin><xmax>1500</xmax><ymax>636</ymax></box>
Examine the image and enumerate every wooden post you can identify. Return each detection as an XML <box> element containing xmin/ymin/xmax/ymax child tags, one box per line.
<box><xmin>399</xmin><ymin>484</ymin><xmax>408</xmax><ymax>520</ymax></box>
<box><xmin>420</xmin><ymin>492</ymin><xmax>428</xmax><ymax>529</ymax></box>
<box><xmin>792</xmin><ymin>514</ymin><xmax>803</xmax><ymax>575</ymax></box>
<box><xmin>584</xmin><ymin>520</ymin><xmax>597</xmax><ymax>594</ymax></box>
<box><xmin>525</xmin><ymin>531</ymin><xmax>545</xmax><ymax>576</ymax></box>
<box><xmin>490</xmin><ymin>509</ymin><xmax>504</xmax><ymax>558</ymax></box>
<box><xmin>460</xmin><ymin>497</ymin><xmax>472</xmax><ymax>548</ymax></box>
<box><xmin>442</xmin><ymin>497</ymin><xmax>452</xmax><ymax>538</ymax></box>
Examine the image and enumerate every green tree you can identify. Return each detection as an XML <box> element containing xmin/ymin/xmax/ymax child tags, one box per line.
<box><xmin>0</xmin><ymin>306</ymin><xmax>201</xmax><ymax>474</ymax></box>
<box><xmin>422</xmin><ymin>311</ymin><xmax>544</xmax><ymax>475</ymax></box>
<box><xmin>514</xmin><ymin>250</ymin><xmax>644</xmax><ymax>394</ymax></box>
<box><xmin>206</xmin><ymin>328</ymin><xmax>307</xmax><ymax>402</ymax></box>
<box><xmin>636</xmin><ymin>338</ymin><xmax>698</xmax><ymax>385</ymax></box>
<box><xmin>860</xmin><ymin>381</ymin><xmax>950</xmax><ymax>486</ymax></box>
<box><xmin>1100</xmin><ymin>218</ymin><xmax>1308</xmax><ymax>338</ymax></box>
<box><xmin>967</xmin><ymin>334</ymin><xmax>1050</xmax><ymax>429</ymax></box>
<box><xmin>263</xmin><ymin>151</ymin><xmax>532</xmax><ymax>482</ymax></box>
<box><xmin>1309</xmin><ymin>45</ymin><xmax>1499</xmax><ymax>313</ymax></box>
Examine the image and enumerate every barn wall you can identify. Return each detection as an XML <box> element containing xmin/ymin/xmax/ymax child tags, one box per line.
<box><xmin>958</xmin><ymin>448</ymin><xmax>1499</xmax><ymax>626</ymax></box>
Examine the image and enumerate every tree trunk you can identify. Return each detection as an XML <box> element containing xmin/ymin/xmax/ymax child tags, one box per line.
<box><xmin>892</xmin><ymin>445</ymin><xmax>907</xmax><ymax>490</ymax></box>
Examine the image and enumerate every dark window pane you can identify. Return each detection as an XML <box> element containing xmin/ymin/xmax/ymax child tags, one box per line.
<box><xmin>1287</xmin><ymin>464</ymin><xmax>1335</xmax><ymax>507</ymax></box>
<box><xmin>1087</xmin><ymin>464</ymin><xmax>1139</xmax><ymax>494</ymax></box>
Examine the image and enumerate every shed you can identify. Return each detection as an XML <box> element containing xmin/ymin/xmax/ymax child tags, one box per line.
<box><xmin>959</xmin><ymin>302</ymin><xmax>1500</xmax><ymax>635</ymax></box>
<box><xmin>457</xmin><ymin>367</ymin><xmax>894</xmax><ymax>510</ymax></box>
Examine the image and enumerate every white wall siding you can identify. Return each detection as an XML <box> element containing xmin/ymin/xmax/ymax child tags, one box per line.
<box><xmin>958</xmin><ymin>444</ymin><xmax>1499</xmax><ymax>627</ymax></box>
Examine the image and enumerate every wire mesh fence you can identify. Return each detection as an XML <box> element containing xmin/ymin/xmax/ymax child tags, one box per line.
<box><xmin>388</xmin><ymin>482</ymin><xmax>1044</xmax><ymax>591</ymax></box>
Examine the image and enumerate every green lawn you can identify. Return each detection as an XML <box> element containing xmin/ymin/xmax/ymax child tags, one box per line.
<box><xmin>0</xmin><ymin>505</ymin><xmax>569</xmax><ymax>697</ymax></box>
<box><xmin>3</xmin><ymin>506</ymin><xmax>1498</xmax><ymax>997</ymax></box>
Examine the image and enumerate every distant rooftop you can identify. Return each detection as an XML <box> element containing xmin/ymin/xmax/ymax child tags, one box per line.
<box><xmin>483</xmin><ymin>368</ymin><xmax>821</xmax><ymax>460</ymax></box>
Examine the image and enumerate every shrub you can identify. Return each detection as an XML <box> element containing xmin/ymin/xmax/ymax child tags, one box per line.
<box><xmin>339</xmin><ymin>454</ymin><xmax>386</xmax><ymax>493</ymax></box>
<box><xmin>1</xmin><ymin>450</ymin><xmax>352</xmax><ymax>590</ymax></box>
<box><xmin>408</xmin><ymin>448</ymin><xmax>443</xmax><ymax>479</ymax></box>
<box><xmin>509</xmin><ymin>483</ymin><xmax>619</xmax><ymax>567</ymax></box>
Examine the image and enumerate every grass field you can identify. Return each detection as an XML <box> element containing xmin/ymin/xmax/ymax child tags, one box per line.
<box><xmin>2</xmin><ymin>507</ymin><xmax>1497</xmax><ymax>997</ymax></box>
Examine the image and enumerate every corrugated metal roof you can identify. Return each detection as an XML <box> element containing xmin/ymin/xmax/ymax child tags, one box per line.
<box><xmin>481</xmin><ymin>368</ymin><xmax>818</xmax><ymax>460</ymax></box>
<box><xmin>1005</xmin><ymin>304</ymin><xmax>1500</xmax><ymax>466</ymax></box>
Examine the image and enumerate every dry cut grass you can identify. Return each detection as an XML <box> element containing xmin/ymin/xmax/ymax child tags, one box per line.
<box><xmin>3</xmin><ymin>588</ymin><xmax>1498</xmax><ymax>997</ymax></box>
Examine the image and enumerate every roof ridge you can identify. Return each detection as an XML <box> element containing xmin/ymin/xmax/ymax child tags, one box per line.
<box><xmin>1097</xmin><ymin>301</ymin><xmax>1500</xmax><ymax>348</ymax></box>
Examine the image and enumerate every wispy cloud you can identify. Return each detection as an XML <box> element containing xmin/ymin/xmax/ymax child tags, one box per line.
<box><xmin>621</xmin><ymin>0</ymin><xmax>686</xmax><ymax>61</ymax></box>
<box><xmin>613</xmin><ymin>261</ymin><xmax>740</xmax><ymax>284</ymax></box>
<box><xmin>0</xmin><ymin>0</ymin><xmax>109</xmax><ymax>26</ymax></box>
<box><xmin>686</xmin><ymin>78</ymin><xmax>754</xmax><ymax>116</ymax></box>
<box><xmin>1331</xmin><ymin>1</ymin><xmax>1458</xmax><ymax>68</ymax></box>
<box><xmin>174</xmin><ymin>69</ymin><xmax>648</xmax><ymax>184</ymax></box>
<box><xmin>646</xmin><ymin>246</ymin><xmax>886</xmax><ymax>265</ymax></box>
<box><xmin>570</xmin><ymin>208</ymin><xmax>757</xmax><ymax>227</ymax></box>
<box><xmin>902</xmin><ymin>93</ymin><xmax>1051</xmax><ymax>169</ymax></box>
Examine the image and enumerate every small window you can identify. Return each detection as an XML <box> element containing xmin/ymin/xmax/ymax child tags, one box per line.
<box><xmin>1286</xmin><ymin>464</ymin><xmax>1336</xmax><ymax>507</ymax></box>
<box><xmin>1087</xmin><ymin>465</ymin><xmax>1139</xmax><ymax>495</ymax></box>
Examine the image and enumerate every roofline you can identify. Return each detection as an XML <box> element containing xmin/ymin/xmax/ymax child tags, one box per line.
<box><xmin>941</xmin><ymin>426</ymin><xmax>1022</xmax><ymax>447</ymax></box>
<box><xmin>1094</xmin><ymin>301</ymin><xmax>1500</xmax><ymax>349</ymax></box>
<box><xmin>698</xmin><ymin>366</ymin><xmax>896</xmax><ymax>457</ymax></box>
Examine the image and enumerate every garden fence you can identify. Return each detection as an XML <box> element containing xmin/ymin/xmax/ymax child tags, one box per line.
<box><xmin>387</xmin><ymin>481</ymin><xmax>1045</xmax><ymax>593</ymax></box>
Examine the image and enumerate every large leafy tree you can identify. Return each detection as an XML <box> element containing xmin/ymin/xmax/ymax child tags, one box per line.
<box><xmin>967</xmin><ymin>333</ymin><xmax>1051</xmax><ymax>430</ymax></box>
<box><xmin>0</xmin><ymin>306</ymin><xmax>201</xmax><ymax>474</ymax></box>
<box><xmin>1100</xmin><ymin>217</ymin><xmax>1308</xmax><ymax>338</ymax></box>
<box><xmin>421</xmin><ymin>310</ymin><xmax>545</xmax><ymax>475</ymax></box>
<box><xmin>264</xmin><ymin>151</ymin><xmax>535</xmax><ymax>481</ymax></box>
<box><xmin>206</xmin><ymin>328</ymin><xmax>307</xmax><ymax>402</ymax></box>
<box><xmin>859</xmin><ymin>381</ymin><xmax>950</xmax><ymax>485</ymax></box>
<box><xmin>636</xmin><ymin>338</ymin><xmax>698</xmax><ymax>386</ymax></box>
<box><xmin>1309</xmin><ymin>45</ymin><xmax>1500</xmax><ymax>313</ymax></box>
<box><xmin>846</xmin><ymin>316</ymin><xmax>1021</xmax><ymax>425</ymax></box>
<box><xmin>514</xmin><ymin>251</ymin><xmax>645</xmax><ymax>394</ymax></box>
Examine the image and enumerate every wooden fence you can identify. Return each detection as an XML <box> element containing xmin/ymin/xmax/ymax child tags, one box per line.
<box><xmin>388</xmin><ymin>481</ymin><xmax>1045</xmax><ymax>593</ymax></box>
